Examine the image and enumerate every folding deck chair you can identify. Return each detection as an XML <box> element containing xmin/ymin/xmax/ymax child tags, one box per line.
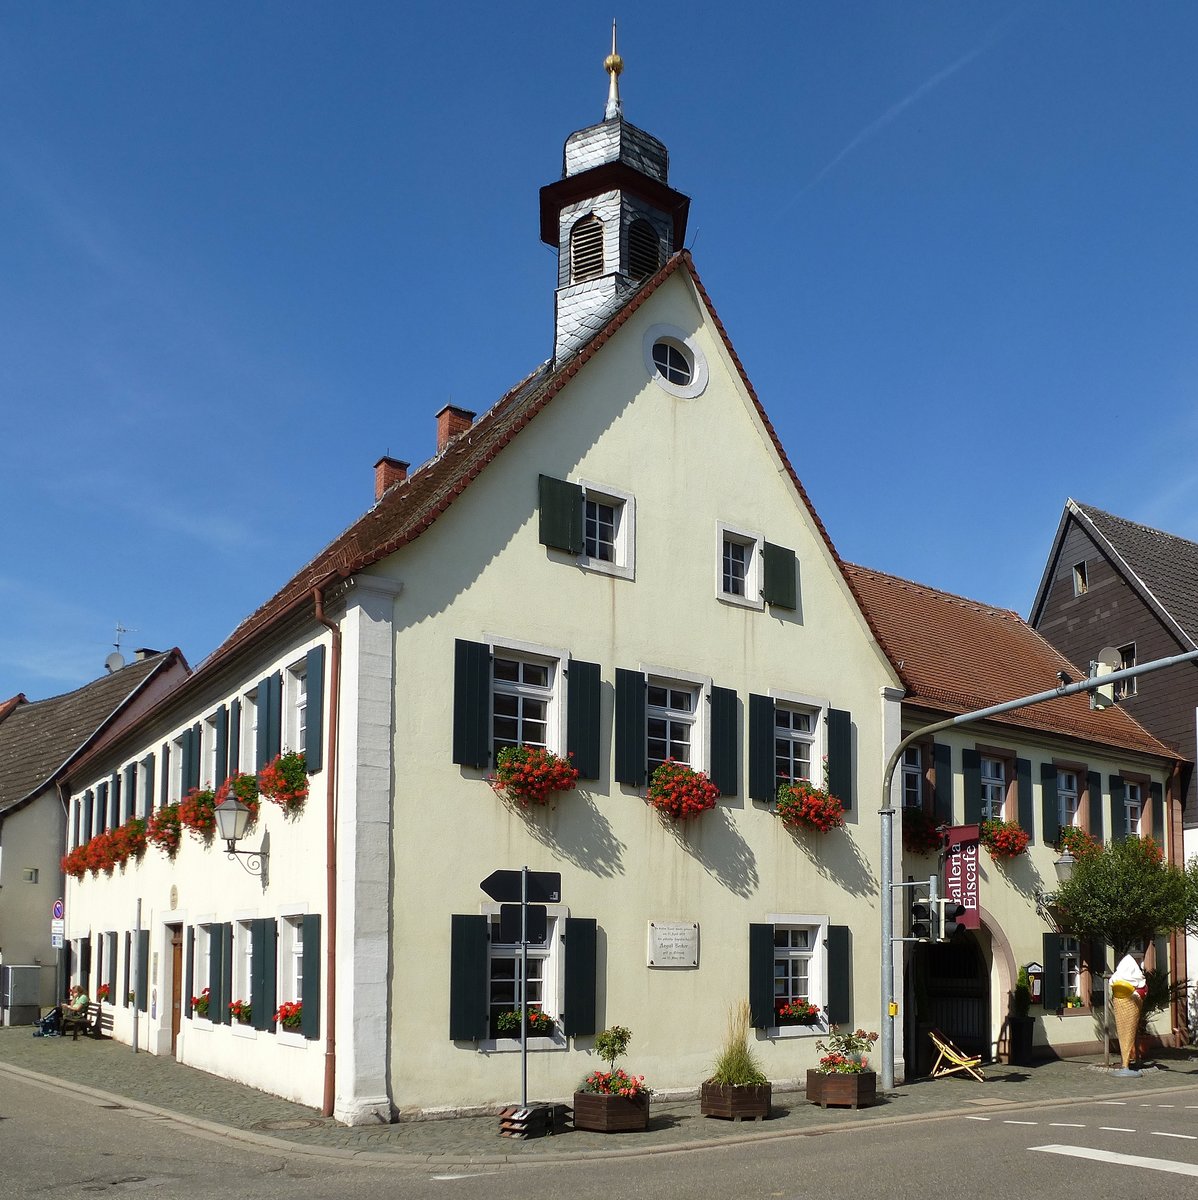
<box><xmin>929</xmin><ymin>1028</ymin><xmax>985</xmax><ymax>1082</ymax></box>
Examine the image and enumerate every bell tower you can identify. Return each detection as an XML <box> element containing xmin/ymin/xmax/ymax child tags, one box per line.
<box><xmin>540</xmin><ymin>25</ymin><xmax>691</xmax><ymax>363</ymax></box>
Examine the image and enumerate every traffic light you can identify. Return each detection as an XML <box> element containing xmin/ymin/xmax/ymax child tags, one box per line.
<box><xmin>938</xmin><ymin>901</ymin><xmax>967</xmax><ymax>940</ymax></box>
<box><xmin>909</xmin><ymin>893</ymin><xmax>933</xmax><ymax>941</ymax></box>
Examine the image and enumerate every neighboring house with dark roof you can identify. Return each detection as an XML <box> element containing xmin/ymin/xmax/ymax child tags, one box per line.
<box><xmin>846</xmin><ymin>564</ymin><xmax>1187</xmax><ymax>1061</ymax></box>
<box><xmin>58</xmin><ymin>52</ymin><xmax>909</xmax><ymax>1117</ymax></box>
<box><xmin>0</xmin><ymin>650</ymin><xmax>188</xmax><ymax>1011</ymax></box>
<box><xmin>1029</xmin><ymin>497</ymin><xmax>1198</xmax><ymax>1034</ymax></box>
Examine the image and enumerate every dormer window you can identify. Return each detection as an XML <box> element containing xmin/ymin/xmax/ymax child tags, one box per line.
<box><xmin>628</xmin><ymin>218</ymin><xmax>660</xmax><ymax>281</ymax></box>
<box><xmin>569</xmin><ymin>215</ymin><xmax>604</xmax><ymax>283</ymax></box>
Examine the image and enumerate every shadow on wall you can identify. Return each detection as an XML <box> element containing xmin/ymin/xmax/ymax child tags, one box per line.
<box><xmin>663</xmin><ymin>805</ymin><xmax>759</xmax><ymax>898</ymax></box>
<box><xmin>503</xmin><ymin>791</ymin><xmax>627</xmax><ymax>878</ymax></box>
<box><xmin>791</xmin><ymin>825</ymin><xmax>876</xmax><ymax>897</ymax></box>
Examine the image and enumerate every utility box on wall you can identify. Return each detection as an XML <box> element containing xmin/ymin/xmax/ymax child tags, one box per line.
<box><xmin>1025</xmin><ymin>962</ymin><xmax>1043</xmax><ymax>1005</ymax></box>
<box><xmin>0</xmin><ymin>964</ymin><xmax>44</xmax><ymax>1026</ymax></box>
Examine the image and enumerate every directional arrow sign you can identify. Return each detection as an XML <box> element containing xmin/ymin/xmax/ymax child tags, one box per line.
<box><xmin>480</xmin><ymin>869</ymin><xmax>562</xmax><ymax>904</ymax></box>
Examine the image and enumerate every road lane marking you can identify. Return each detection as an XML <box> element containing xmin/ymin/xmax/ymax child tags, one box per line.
<box><xmin>964</xmin><ymin>1116</ymin><xmax>991</xmax><ymax>1122</ymax></box>
<box><xmin>1098</xmin><ymin>1101</ymin><xmax>1126</xmax><ymax>1106</ymax></box>
<box><xmin>1030</xmin><ymin>1146</ymin><xmax>1198</xmax><ymax>1178</ymax></box>
<box><xmin>1004</xmin><ymin>1120</ymin><xmax>1038</xmax><ymax>1125</ymax></box>
<box><xmin>1100</xmin><ymin>1127</ymin><xmax>1135</xmax><ymax>1132</ymax></box>
<box><xmin>1050</xmin><ymin>1123</ymin><xmax>1086</xmax><ymax>1128</ymax></box>
<box><xmin>1152</xmin><ymin>1132</ymin><xmax>1197</xmax><ymax>1141</ymax></box>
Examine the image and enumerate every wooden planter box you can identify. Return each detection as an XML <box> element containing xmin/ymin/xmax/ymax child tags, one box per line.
<box><xmin>572</xmin><ymin>1091</ymin><xmax>650</xmax><ymax>1133</ymax></box>
<box><xmin>699</xmin><ymin>1081</ymin><xmax>772</xmax><ymax>1121</ymax></box>
<box><xmin>806</xmin><ymin>1069</ymin><xmax>877</xmax><ymax>1110</ymax></box>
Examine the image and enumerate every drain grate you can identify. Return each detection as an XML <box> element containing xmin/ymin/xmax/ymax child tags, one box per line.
<box><xmin>253</xmin><ymin>1117</ymin><xmax>327</xmax><ymax>1131</ymax></box>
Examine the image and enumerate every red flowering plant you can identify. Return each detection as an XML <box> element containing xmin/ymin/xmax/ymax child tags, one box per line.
<box><xmin>178</xmin><ymin>787</ymin><xmax>217</xmax><ymax>842</ymax></box>
<box><xmin>577</xmin><ymin>1025</ymin><xmax>651</xmax><ymax>1096</ymax></box>
<box><xmin>902</xmin><ymin>807</ymin><xmax>945</xmax><ymax>855</ymax></box>
<box><xmin>1055</xmin><ymin>825</ymin><xmax>1099</xmax><ymax>860</ymax></box>
<box><xmin>980</xmin><ymin>818</ymin><xmax>1031</xmax><ymax>860</ymax></box>
<box><xmin>61</xmin><ymin>846</ymin><xmax>88</xmax><ymax>880</ymax></box>
<box><xmin>274</xmin><ymin>1000</ymin><xmax>303</xmax><ymax>1030</ymax></box>
<box><xmin>814</xmin><ymin>1026</ymin><xmax>879</xmax><ymax>1075</ymax></box>
<box><xmin>148</xmin><ymin>804</ymin><xmax>182</xmax><ymax>858</ymax></box>
<box><xmin>775</xmin><ymin>779</ymin><xmax>845</xmax><ymax>833</ymax></box>
<box><xmin>84</xmin><ymin>830</ymin><xmax>119</xmax><ymax>875</ymax></box>
<box><xmin>776</xmin><ymin>998</ymin><xmax>822</xmax><ymax>1025</ymax></box>
<box><xmin>191</xmin><ymin>987</ymin><xmax>211</xmax><ymax>1018</ymax></box>
<box><xmin>647</xmin><ymin>760</ymin><xmax>719</xmax><ymax>821</ymax></box>
<box><xmin>96</xmin><ymin>984</ymin><xmax>111</xmax><ymax>1003</ymax></box>
<box><xmin>215</xmin><ymin>771</ymin><xmax>260</xmax><ymax>827</ymax></box>
<box><xmin>229</xmin><ymin>999</ymin><xmax>252</xmax><ymax>1024</ymax></box>
<box><xmin>495</xmin><ymin>1006</ymin><xmax>556</xmax><ymax>1036</ymax></box>
<box><xmin>489</xmin><ymin>746</ymin><xmax>579</xmax><ymax>808</ymax></box>
<box><xmin>258</xmin><ymin>752</ymin><xmax>308</xmax><ymax>813</ymax></box>
<box><xmin>110</xmin><ymin>816</ymin><xmax>148</xmax><ymax>864</ymax></box>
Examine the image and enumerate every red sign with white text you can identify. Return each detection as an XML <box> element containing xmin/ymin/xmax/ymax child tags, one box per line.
<box><xmin>944</xmin><ymin>824</ymin><xmax>981</xmax><ymax>929</ymax></box>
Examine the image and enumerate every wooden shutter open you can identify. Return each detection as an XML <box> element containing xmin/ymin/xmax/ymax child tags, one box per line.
<box><xmin>1087</xmin><ymin>771</ymin><xmax>1103</xmax><ymax>844</ymax></box>
<box><xmin>562</xmin><ymin>917</ymin><xmax>598</xmax><ymax>1037</ymax></box>
<box><xmin>962</xmin><ymin>749</ymin><xmax>982</xmax><ymax>825</ymax></box>
<box><xmin>748</xmin><ymin>694</ymin><xmax>775</xmax><ymax>803</ymax></box>
<box><xmin>566</xmin><ymin>658</ymin><xmax>601</xmax><ymax>780</ymax></box>
<box><xmin>1040</xmin><ymin>764</ymin><xmax>1060</xmax><ymax>847</ymax></box>
<box><xmin>614</xmin><ymin>668</ymin><xmax>647</xmax><ymax>786</ymax></box>
<box><xmin>1016</xmin><ymin>759</ymin><xmax>1033</xmax><ymax>839</ymax></box>
<box><xmin>538</xmin><ymin>475</ymin><xmax>583</xmax><ymax>554</ymax></box>
<box><xmin>748</xmin><ymin>923</ymin><xmax>774</xmax><ymax>1029</ymax></box>
<box><xmin>709</xmin><ymin>685</ymin><xmax>737</xmax><ymax>797</ymax></box>
<box><xmin>826</xmin><ymin>710</ymin><xmax>853</xmax><ymax>809</ymax></box>
<box><xmin>305</xmin><ymin>645</ymin><xmax>326</xmax><ymax>772</ymax></box>
<box><xmin>825</xmin><ymin>925</ymin><xmax>852</xmax><ymax>1026</ymax></box>
<box><xmin>762</xmin><ymin>542</ymin><xmax>797</xmax><ymax>610</ymax></box>
<box><xmin>300</xmin><ymin>915</ymin><xmax>321</xmax><ymax>1039</ymax></box>
<box><xmin>452</xmin><ymin>640</ymin><xmax>491</xmax><ymax>769</ymax></box>
<box><xmin>449</xmin><ymin>914</ymin><xmax>489</xmax><ymax>1040</ymax></box>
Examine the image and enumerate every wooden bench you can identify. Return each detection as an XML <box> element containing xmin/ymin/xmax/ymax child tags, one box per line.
<box><xmin>62</xmin><ymin>1002</ymin><xmax>113</xmax><ymax>1041</ymax></box>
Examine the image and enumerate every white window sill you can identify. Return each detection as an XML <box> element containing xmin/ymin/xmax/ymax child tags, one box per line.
<box><xmin>231</xmin><ymin>1021</ymin><xmax>256</xmax><ymax>1040</ymax></box>
<box><xmin>717</xmin><ymin>591</ymin><xmax>764</xmax><ymax>612</ymax></box>
<box><xmin>769</xmin><ymin>1022</ymin><xmax>828</xmax><ymax>1040</ymax></box>
<box><xmin>189</xmin><ymin>1016</ymin><xmax>213</xmax><ymax>1031</ymax></box>
<box><xmin>480</xmin><ymin>1034</ymin><xmax>566</xmax><ymax>1054</ymax></box>
<box><xmin>277</xmin><ymin>1028</ymin><xmax>308</xmax><ymax>1047</ymax></box>
<box><xmin>577</xmin><ymin>555</ymin><xmax>634</xmax><ymax>582</ymax></box>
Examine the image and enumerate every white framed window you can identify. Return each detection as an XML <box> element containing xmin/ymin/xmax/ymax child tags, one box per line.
<box><xmin>902</xmin><ymin>746</ymin><xmax>923</xmax><ymax>808</ymax></box>
<box><xmin>1057</xmin><ymin>769</ymin><xmax>1080</xmax><ymax>828</ymax></box>
<box><xmin>171</xmin><ymin>735</ymin><xmax>186</xmax><ymax>802</ymax></box>
<box><xmin>194</xmin><ymin>925</ymin><xmax>213</xmax><ymax>1019</ymax></box>
<box><xmin>234</xmin><ymin>920</ymin><xmax>253</xmax><ymax>1004</ymax></box>
<box><xmin>492</xmin><ymin>654</ymin><xmax>555</xmax><ymax>760</ymax></box>
<box><xmin>578</xmin><ymin>480</ymin><xmax>635</xmax><ymax>580</ymax></box>
<box><xmin>287</xmin><ymin>662</ymin><xmax>308</xmax><ymax>755</ymax></box>
<box><xmin>716</xmin><ymin>523</ymin><xmax>764</xmax><ymax>609</ymax></box>
<box><xmin>281</xmin><ymin>915</ymin><xmax>304</xmax><ymax>1002</ymax></box>
<box><xmin>642</xmin><ymin>323</ymin><xmax>709</xmax><ymax>399</ymax></box>
<box><xmin>486</xmin><ymin>911</ymin><xmax>562</xmax><ymax>1045</ymax></box>
<box><xmin>647</xmin><ymin>679</ymin><xmax>701</xmax><ymax>772</ymax></box>
<box><xmin>1072</xmin><ymin>561</ymin><xmax>1088</xmax><ymax>596</ymax></box>
<box><xmin>139</xmin><ymin>758</ymin><xmax>154</xmax><ymax>818</ymax></box>
<box><xmin>1114</xmin><ymin>643</ymin><xmax>1137</xmax><ymax>700</ymax></box>
<box><xmin>204</xmin><ymin>714</ymin><xmax>221</xmax><ymax>788</ymax></box>
<box><xmin>981</xmin><ymin>756</ymin><xmax>1006</xmax><ymax>821</ymax></box>
<box><xmin>1124</xmin><ymin>780</ymin><xmax>1143</xmax><ymax>837</ymax></box>
<box><xmin>776</xmin><ymin>705</ymin><xmax>818</xmax><ymax>785</ymax></box>
<box><xmin>1060</xmin><ymin>936</ymin><xmax>1082</xmax><ymax>1004</ymax></box>
<box><xmin>241</xmin><ymin>689</ymin><xmax>259</xmax><ymax>770</ymax></box>
<box><xmin>769</xmin><ymin>913</ymin><xmax>829</xmax><ymax>1036</ymax></box>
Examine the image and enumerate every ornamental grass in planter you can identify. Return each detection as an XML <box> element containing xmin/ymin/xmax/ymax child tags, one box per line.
<box><xmin>700</xmin><ymin>1000</ymin><xmax>771</xmax><ymax>1121</ymax></box>
<box><xmin>573</xmin><ymin>1025</ymin><xmax>651</xmax><ymax>1132</ymax></box>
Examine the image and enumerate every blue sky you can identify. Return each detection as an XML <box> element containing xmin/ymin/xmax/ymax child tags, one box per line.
<box><xmin>2</xmin><ymin>2</ymin><xmax>1196</xmax><ymax>701</ymax></box>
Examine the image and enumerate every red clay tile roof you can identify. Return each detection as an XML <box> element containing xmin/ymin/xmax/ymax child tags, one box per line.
<box><xmin>844</xmin><ymin>563</ymin><xmax>1176</xmax><ymax>759</ymax></box>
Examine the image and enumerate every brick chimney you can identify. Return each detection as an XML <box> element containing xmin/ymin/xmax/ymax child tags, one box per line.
<box><xmin>374</xmin><ymin>456</ymin><xmax>409</xmax><ymax>501</ymax></box>
<box><xmin>436</xmin><ymin>405</ymin><xmax>475</xmax><ymax>452</ymax></box>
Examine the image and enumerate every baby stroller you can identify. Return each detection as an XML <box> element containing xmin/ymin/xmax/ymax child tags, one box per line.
<box><xmin>34</xmin><ymin>1007</ymin><xmax>62</xmax><ymax>1037</ymax></box>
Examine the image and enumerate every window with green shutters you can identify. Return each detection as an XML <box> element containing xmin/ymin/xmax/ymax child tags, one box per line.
<box><xmin>300</xmin><ymin>915</ymin><xmax>321</xmax><ymax>1040</ymax></box>
<box><xmin>762</xmin><ymin>542</ymin><xmax>797</xmax><ymax>610</ymax></box>
<box><xmin>747</xmin><ymin>919</ymin><xmax>849</xmax><ymax>1030</ymax></box>
<box><xmin>538</xmin><ymin>475</ymin><xmax>636</xmax><ymax>577</ymax></box>
<box><xmin>538</xmin><ymin>474</ymin><xmax>583</xmax><ymax>554</ymax></box>
<box><xmin>825</xmin><ymin>709</ymin><xmax>853</xmax><ymax>810</ymax></box>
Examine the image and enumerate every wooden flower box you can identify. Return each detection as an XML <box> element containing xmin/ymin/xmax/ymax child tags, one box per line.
<box><xmin>806</xmin><ymin>1069</ymin><xmax>877</xmax><ymax>1110</ymax></box>
<box><xmin>699</xmin><ymin>1081</ymin><xmax>771</xmax><ymax>1121</ymax></box>
<box><xmin>571</xmin><ymin>1091</ymin><xmax>650</xmax><ymax>1133</ymax></box>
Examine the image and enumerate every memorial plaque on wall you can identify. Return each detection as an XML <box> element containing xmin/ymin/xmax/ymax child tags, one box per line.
<box><xmin>647</xmin><ymin>921</ymin><xmax>699</xmax><ymax>967</ymax></box>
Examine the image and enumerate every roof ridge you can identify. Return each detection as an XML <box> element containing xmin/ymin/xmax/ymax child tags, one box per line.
<box><xmin>1073</xmin><ymin>499</ymin><xmax>1198</xmax><ymax>553</ymax></box>
<box><xmin>844</xmin><ymin>561</ymin><xmax>1022</xmax><ymax>621</ymax></box>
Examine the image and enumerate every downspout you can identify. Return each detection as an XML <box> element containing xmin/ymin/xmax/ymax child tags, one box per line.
<box><xmin>313</xmin><ymin>582</ymin><xmax>342</xmax><ymax>1119</ymax></box>
<box><xmin>1169</xmin><ymin>760</ymin><xmax>1185</xmax><ymax>1045</ymax></box>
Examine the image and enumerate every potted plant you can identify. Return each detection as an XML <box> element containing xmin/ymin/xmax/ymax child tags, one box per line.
<box><xmin>775</xmin><ymin>780</ymin><xmax>845</xmax><ymax>832</ymax></box>
<box><xmin>1056</xmin><ymin>825</ymin><xmax>1099</xmax><ymax>860</ymax></box>
<box><xmin>259</xmin><ymin>752</ymin><xmax>308</xmax><ymax>812</ymax></box>
<box><xmin>1008</xmin><ymin>966</ymin><xmax>1034</xmax><ymax>1065</ymax></box>
<box><xmin>573</xmin><ymin>1025</ymin><xmax>651</xmax><ymax>1132</ymax></box>
<box><xmin>179</xmin><ymin>787</ymin><xmax>218</xmax><ymax>841</ymax></box>
<box><xmin>216</xmin><ymin>771</ymin><xmax>261</xmax><ymax>827</ymax></box>
<box><xmin>96</xmin><ymin>983</ymin><xmax>111</xmax><ymax>1004</ymax></box>
<box><xmin>490</xmin><ymin>746</ymin><xmax>579</xmax><ymax>808</ymax></box>
<box><xmin>647</xmin><ymin>760</ymin><xmax>719</xmax><ymax>821</ymax></box>
<box><xmin>274</xmin><ymin>1000</ymin><xmax>303</xmax><ymax>1030</ymax></box>
<box><xmin>700</xmin><ymin>1000</ymin><xmax>771</xmax><ymax>1120</ymax></box>
<box><xmin>148</xmin><ymin>803</ymin><xmax>182</xmax><ymax>858</ymax></box>
<box><xmin>902</xmin><ymin>807</ymin><xmax>945</xmax><ymax>855</ymax></box>
<box><xmin>776</xmin><ymin>998</ymin><xmax>822</xmax><ymax>1026</ymax></box>
<box><xmin>806</xmin><ymin>1026</ymin><xmax>879</xmax><ymax>1109</ymax></box>
<box><xmin>191</xmin><ymin>987</ymin><xmax>211</xmax><ymax>1019</ymax></box>
<box><xmin>229</xmin><ymin>999</ymin><xmax>252</xmax><ymax>1025</ymax></box>
<box><xmin>495</xmin><ymin>1006</ymin><xmax>555</xmax><ymax>1037</ymax></box>
<box><xmin>979</xmin><ymin>818</ymin><xmax>1030</xmax><ymax>860</ymax></box>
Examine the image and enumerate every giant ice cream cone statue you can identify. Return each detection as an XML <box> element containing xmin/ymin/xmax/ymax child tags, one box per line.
<box><xmin>1110</xmin><ymin>953</ymin><xmax>1147</xmax><ymax>1072</ymax></box>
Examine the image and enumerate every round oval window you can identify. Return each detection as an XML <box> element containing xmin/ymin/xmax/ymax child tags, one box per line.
<box><xmin>652</xmin><ymin>338</ymin><xmax>692</xmax><ymax>386</ymax></box>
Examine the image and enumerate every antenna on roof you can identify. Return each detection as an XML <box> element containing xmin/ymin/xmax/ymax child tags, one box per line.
<box><xmin>106</xmin><ymin>621</ymin><xmax>137</xmax><ymax>673</ymax></box>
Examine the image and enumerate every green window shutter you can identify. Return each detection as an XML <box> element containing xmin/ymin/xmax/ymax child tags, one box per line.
<box><xmin>1089</xmin><ymin>940</ymin><xmax>1107</xmax><ymax>1008</ymax></box>
<box><xmin>136</xmin><ymin>930</ymin><xmax>150</xmax><ymax>1013</ymax></box>
<box><xmin>305</xmin><ymin>645</ymin><xmax>326</xmax><ymax>772</ymax></box>
<box><xmin>709</xmin><ymin>685</ymin><xmax>737</xmax><ymax>797</ymax></box>
<box><xmin>220</xmin><ymin>923</ymin><xmax>234</xmax><ymax>1023</ymax></box>
<box><xmin>97</xmin><ymin>782</ymin><xmax>108</xmax><ymax>834</ymax></box>
<box><xmin>452</xmin><ymin>639</ymin><xmax>491</xmax><ymax>768</ymax></box>
<box><xmin>267</xmin><ymin>675</ymin><xmax>283</xmax><ymax>761</ymax></box>
<box><xmin>82</xmin><ymin>790</ymin><xmax>93</xmax><ymax>842</ymax></box>
<box><xmin>748</xmin><ymin>694</ymin><xmax>776</xmax><ymax>803</ymax></box>
<box><xmin>122</xmin><ymin>932</ymin><xmax>131</xmax><ymax>1008</ymax></box>
<box><xmin>228</xmin><ymin>700</ymin><xmax>241</xmax><ymax>774</ymax></box>
<box><xmin>190</xmin><ymin>723</ymin><xmax>203</xmax><ymax>790</ymax></box>
<box><xmin>1040</xmin><ymin>764</ymin><xmax>1060</xmax><ymax>846</ymax></box>
<box><xmin>562</xmin><ymin>917</ymin><xmax>598</xmax><ymax>1037</ymax></box>
<box><xmin>112</xmin><ymin>773</ymin><xmax>122</xmax><ymax>828</ymax></box>
<box><xmin>1041</xmin><ymin>933</ymin><xmax>1062</xmax><ymax>1009</ymax></box>
<box><xmin>933</xmin><ymin>743</ymin><xmax>953</xmax><ymax>823</ymax></box>
<box><xmin>962</xmin><ymin>749</ymin><xmax>982</xmax><ymax>826</ymax></box>
<box><xmin>1016</xmin><ymin>759</ymin><xmax>1033</xmax><ymax>839</ymax></box>
<box><xmin>825</xmin><ymin>925</ymin><xmax>852</xmax><ymax>1026</ymax></box>
<box><xmin>301</xmin><ymin>915</ymin><xmax>321</xmax><ymax>1040</ymax></box>
<box><xmin>96</xmin><ymin>937</ymin><xmax>104</xmax><ymax>1004</ymax></box>
<box><xmin>141</xmin><ymin>756</ymin><xmax>155</xmax><ymax>818</ymax></box>
<box><xmin>255</xmin><ymin>677</ymin><xmax>272</xmax><ymax>770</ymax></box>
<box><xmin>748</xmin><ymin>923</ymin><xmax>774</xmax><ymax>1028</ymax></box>
<box><xmin>537</xmin><ymin>475</ymin><xmax>583</xmax><ymax>554</ymax></box>
<box><xmin>565</xmin><ymin>658</ymin><xmax>601</xmax><ymax>780</ymax></box>
<box><xmin>80</xmin><ymin>936</ymin><xmax>93</xmax><ymax>989</ymax></box>
<box><xmin>250</xmin><ymin>919</ymin><xmax>264</xmax><ymax>1028</ymax></box>
<box><xmin>214</xmin><ymin>705</ymin><xmax>229</xmax><ymax>788</ymax></box>
<box><xmin>762</xmin><ymin>542</ymin><xmax>797</xmax><ymax>610</ymax></box>
<box><xmin>262</xmin><ymin>919</ymin><xmax>277</xmax><ymax>1034</ymax></box>
<box><xmin>1153</xmin><ymin>935</ymin><xmax>1168</xmax><ymax>976</ymax></box>
<box><xmin>184</xmin><ymin>927</ymin><xmax>194</xmax><ymax>1017</ymax></box>
<box><xmin>72</xmin><ymin>799</ymin><xmax>80</xmax><ymax>849</ymax></box>
<box><xmin>208</xmin><ymin>927</ymin><xmax>223</xmax><ymax>1023</ymax></box>
<box><xmin>449</xmin><ymin>914</ymin><xmax>489</xmax><ymax>1040</ymax></box>
<box><xmin>160</xmin><ymin>743</ymin><xmax>171</xmax><ymax>806</ymax></box>
<box><xmin>1108</xmin><ymin>775</ymin><xmax>1125</xmax><ymax>842</ymax></box>
<box><xmin>107</xmin><ymin>935</ymin><xmax>117</xmax><ymax>996</ymax></box>
<box><xmin>614</xmin><ymin>668</ymin><xmax>647</xmax><ymax>786</ymax></box>
<box><xmin>123</xmin><ymin>764</ymin><xmax>137</xmax><ymax>824</ymax></box>
<box><xmin>1087</xmin><ymin>771</ymin><xmax>1103</xmax><ymax>844</ymax></box>
<box><xmin>826</xmin><ymin>709</ymin><xmax>853</xmax><ymax>809</ymax></box>
<box><xmin>1150</xmin><ymin>782</ymin><xmax>1164</xmax><ymax>845</ymax></box>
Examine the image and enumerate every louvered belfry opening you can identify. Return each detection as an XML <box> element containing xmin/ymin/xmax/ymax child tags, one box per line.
<box><xmin>569</xmin><ymin>215</ymin><xmax>604</xmax><ymax>283</ymax></box>
<box><xmin>627</xmin><ymin>218</ymin><xmax>660</xmax><ymax>281</ymax></box>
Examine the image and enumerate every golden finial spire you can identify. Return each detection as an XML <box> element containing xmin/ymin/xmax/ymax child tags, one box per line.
<box><xmin>604</xmin><ymin>20</ymin><xmax>623</xmax><ymax>119</ymax></box>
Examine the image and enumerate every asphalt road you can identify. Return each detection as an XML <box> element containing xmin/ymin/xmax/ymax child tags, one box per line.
<box><xmin>6</xmin><ymin>1073</ymin><xmax>1198</xmax><ymax>1200</ymax></box>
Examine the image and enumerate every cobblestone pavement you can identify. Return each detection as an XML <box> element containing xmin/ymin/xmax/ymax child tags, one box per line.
<box><xmin>2</xmin><ymin>1027</ymin><xmax>1196</xmax><ymax>1165</ymax></box>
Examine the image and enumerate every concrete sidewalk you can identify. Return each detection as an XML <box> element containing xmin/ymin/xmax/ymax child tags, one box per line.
<box><xmin>2</xmin><ymin>1027</ymin><xmax>1196</xmax><ymax>1166</ymax></box>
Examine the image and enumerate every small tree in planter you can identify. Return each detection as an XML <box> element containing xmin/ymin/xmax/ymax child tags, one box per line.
<box><xmin>807</xmin><ymin>1027</ymin><xmax>879</xmax><ymax>1109</ymax></box>
<box><xmin>701</xmin><ymin>1000</ymin><xmax>771</xmax><ymax>1120</ymax></box>
<box><xmin>489</xmin><ymin>746</ymin><xmax>579</xmax><ymax>809</ymax></box>
<box><xmin>1008</xmin><ymin>966</ymin><xmax>1034</xmax><ymax>1065</ymax></box>
<box><xmin>573</xmin><ymin>1025</ymin><xmax>651</xmax><ymax>1132</ymax></box>
<box><xmin>647</xmin><ymin>760</ymin><xmax>719</xmax><ymax>821</ymax></box>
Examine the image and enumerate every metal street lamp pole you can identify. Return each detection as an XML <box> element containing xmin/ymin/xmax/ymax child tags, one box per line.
<box><xmin>879</xmin><ymin>647</ymin><xmax>1198</xmax><ymax>1091</ymax></box>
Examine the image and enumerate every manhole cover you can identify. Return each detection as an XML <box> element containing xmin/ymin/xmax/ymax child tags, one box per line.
<box><xmin>253</xmin><ymin>1118</ymin><xmax>326</xmax><ymax>1131</ymax></box>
